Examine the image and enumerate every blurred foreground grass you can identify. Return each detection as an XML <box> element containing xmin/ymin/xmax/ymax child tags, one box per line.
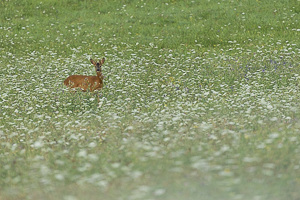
<box><xmin>1</xmin><ymin>0</ymin><xmax>300</xmax><ymax>199</ymax></box>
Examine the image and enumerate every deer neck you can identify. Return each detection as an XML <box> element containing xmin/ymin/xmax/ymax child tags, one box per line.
<box><xmin>96</xmin><ymin>71</ymin><xmax>103</xmax><ymax>82</ymax></box>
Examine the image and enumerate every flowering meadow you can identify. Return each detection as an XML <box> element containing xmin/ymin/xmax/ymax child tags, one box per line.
<box><xmin>1</xmin><ymin>0</ymin><xmax>300</xmax><ymax>199</ymax></box>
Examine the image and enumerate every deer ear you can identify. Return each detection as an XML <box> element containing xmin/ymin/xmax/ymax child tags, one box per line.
<box><xmin>90</xmin><ymin>59</ymin><xmax>97</xmax><ymax>66</ymax></box>
<box><xmin>100</xmin><ymin>58</ymin><xmax>105</xmax><ymax>65</ymax></box>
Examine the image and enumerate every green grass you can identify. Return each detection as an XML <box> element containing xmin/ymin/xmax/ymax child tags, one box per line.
<box><xmin>1</xmin><ymin>0</ymin><xmax>300</xmax><ymax>199</ymax></box>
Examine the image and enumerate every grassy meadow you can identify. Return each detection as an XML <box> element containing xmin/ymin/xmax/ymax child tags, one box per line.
<box><xmin>1</xmin><ymin>0</ymin><xmax>300</xmax><ymax>199</ymax></box>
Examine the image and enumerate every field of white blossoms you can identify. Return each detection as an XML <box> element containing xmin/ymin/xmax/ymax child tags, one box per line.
<box><xmin>1</xmin><ymin>0</ymin><xmax>300</xmax><ymax>199</ymax></box>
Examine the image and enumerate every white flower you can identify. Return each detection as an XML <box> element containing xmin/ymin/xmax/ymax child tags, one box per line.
<box><xmin>154</xmin><ymin>188</ymin><xmax>166</xmax><ymax>196</ymax></box>
<box><xmin>33</xmin><ymin>141</ymin><xmax>43</xmax><ymax>148</ymax></box>
<box><xmin>77</xmin><ymin>149</ymin><xmax>87</xmax><ymax>157</ymax></box>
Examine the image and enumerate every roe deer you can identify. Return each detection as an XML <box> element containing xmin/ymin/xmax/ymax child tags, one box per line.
<box><xmin>64</xmin><ymin>58</ymin><xmax>105</xmax><ymax>91</ymax></box>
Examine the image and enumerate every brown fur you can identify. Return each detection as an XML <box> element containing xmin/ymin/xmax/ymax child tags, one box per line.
<box><xmin>64</xmin><ymin>58</ymin><xmax>105</xmax><ymax>92</ymax></box>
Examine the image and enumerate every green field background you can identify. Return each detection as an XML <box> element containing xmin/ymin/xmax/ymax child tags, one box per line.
<box><xmin>1</xmin><ymin>0</ymin><xmax>300</xmax><ymax>199</ymax></box>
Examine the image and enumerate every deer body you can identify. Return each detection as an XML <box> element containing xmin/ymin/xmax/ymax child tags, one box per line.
<box><xmin>64</xmin><ymin>58</ymin><xmax>105</xmax><ymax>92</ymax></box>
